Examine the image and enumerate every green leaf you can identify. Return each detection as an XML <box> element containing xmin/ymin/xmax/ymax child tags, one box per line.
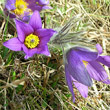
<box><xmin>12</xmin><ymin>71</ymin><xmax>16</xmax><ymax>80</ymax></box>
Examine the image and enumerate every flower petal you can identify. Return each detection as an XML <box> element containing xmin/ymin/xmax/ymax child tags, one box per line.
<box><xmin>22</xmin><ymin>44</ymin><xmax>38</xmax><ymax>59</ymax></box>
<box><xmin>3</xmin><ymin>37</ymin><xmax>22</xmax><ymax>51</ymax></box>
<box><xmin>35</xmin><ymin>29</ymin><xmax>56</xmax><ymax>46</ymax></box>
<box><xmin>65</xmin><ymin>49</ymin><xmax>92</xmax><ymax>86</ymax></box>
<box><xmin>71</xmin><ymin>77</ymin><xmax>88</xmax><ymax>98</ymax></box>
<box><xmin>29</xmin><ymin>11</ymin><xmax>42</xmax><ymax>30</ymax></box>
<box><xmin>97</xmin><ymin>56</ymin><xmax>110</xmax><ymax>67</ymax></box>
<box><xmin>31</xmin><ymin>5</ymin><xmax>43</xmax><ymax>11</ymax></box>
<box><xmin>25</xmin><ymin>0</ymin><xmax>37</xmax><ymax>11</ymax></box>
<box><xmin>96</xmin><ymin>44</ymin><xmax>103</xmax><ymax>54</ymax></box>
<box><xmin>5</xmin><ymin>0</ymin><xmax>16</xmax><ymax>10</ymax></box>
<box><xmin>22</xmin><ymin>15</ymin><xmax>31</xmax><ymax>22</ymax></box>
<box><xmin>42</xmin><ymin>6</ymin><xmax>52</xmax><ymax>10</ymax></box>
<box><xmin>25</xmin><ymin>0</ymin><xmax>36</xmax><ymax>4</ymax></box>
<box><xmin>26</xmin><ymin>0</ymin><xmax>50</xmax><ymax>11</ymax></box>
<box><xmin>4</xmin><ymin>8</ymin><xmax>16</xmax><ymax>18</ymax></box>
<box><xmin>15</xmin><ymin>19</ymin><xmax>34</xmax><ymax>42</ymax></box>
<box><xmin>38</xmin><ymin>0</ymin><xmax>49</xmax><ymax>5</ymax></box>
<box><xmin>65</xmin><ymin>66</ymin><xmax>75</xmax><ymax>102</ymax></box>
<box><xmin>22</xmin><ymin>44</ymin><xmax>50</xmax><ymax>59</ymax></box>
<box><xmin>86</xmin><ymin>61</ymin><xmax>110</xmax><ymax>84</ymax></box>
<box><xmin>73</xmin><ymin>47</ymin><xmax>98</xmax><ymax>61</ymax></box>
<box><xmin>27</xmin><ymin>3</ymin><xmax>42</xmax><ymax>11</ymax></box>
<box><xmin>22</xmin><ymin>44</ymin><xmax>28</xmax><ymax>55</ymax></box>
<box><xmin>37</xmin><ymin>45</ymin><xmax>51</xmax><ymax>56</ymax></box>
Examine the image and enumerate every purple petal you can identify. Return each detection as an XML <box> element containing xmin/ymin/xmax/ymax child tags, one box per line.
<box><xmin>65</xmin><ymin>66</ymin><xmax>75</xmax><ymax>102</ymax></box>
<box><xmin>25</xmin><ymin>0</ymin><xmax>36</xmax><ymax>4</ymax></box>
<box><xmin>22</xmin><ymin>45</ymin><xmax>29</xmax><ymax>59</ymax></box>
<box><xmin>38</xmin><ymin>0</ymin><xmax>49</xmax><ymax>5</ymax></box>
<box><xmin>71</xmin><ymin>77</ymin><xmax>88</xmax><ymax>98</ymax></box>
<box><xmin>21</xmin><ymin>11</ymin><xmax>31</xmax><ymax>22</ymax></box>
<box><xmin>3</xmin><ymin>37</ymin><xmax>22</xmax><ymax>51</ymax></box>
<box><xmin>15</xmin><ymin>19</ymin><xmax>34</xmax><ymax>42</ymax></box>
<box><xmin>97</xmin><ymin>56</ymin><xmax>110</xmax><ymax>67</ymax></box>
<box><xmin>25</xmin><ymin>0</ymin><xmax>36</xmax><ymax>11</ymax></box>
<box><xmin>29</xmin><ymin>11</ymin><xmax>42</xmax><ymax>30</ymax></box>
<box><xmin>96</xmin><ymin>44</ymin><xmax>103</xmax><ymax>54</ymax></box>
<box><xmin>22</xmin><ymin>44</ymin><xmax>28</xmax><ymax>54</ymax></box>
<box><xmin>37</xmin><ymin>45</ymin><xmax>51</xmax><ymax>56</ymax></box>
<box><xmin>4</xmin><ymin>8</ymin><xmax>16</xmax><ymax>18</ymax></box>
<box><xmin>22</xmin><ymin>44</ymin><xmax>50</xmax><ymax>59</ymax></box>
<box><xmin>73</xmin><ymin>47</ymin><xmax>98</xmax><ymax>61</ymax></box>
<box><xmin>26</xmin><ymin>0</ymin><xmax>50</xmax><ymax>11</ymax></box>
<box><xmin>22</xmin><ymin>15</ymin><xmax>31</xmax><ymax>22</ymax></box>
<box><xmin>86</xmin><ymin>61</ymin><xmax>110</xmax><ymax>84</ymax></box>
<box><xmin>35</xmin><ymin>29</ymin><xmax>56</xmax><ymax>46</ymax></box>
<box><xmin>27</xmin><ymin>3</ymin><xmax>42</xmax><ymax>12</ymax></box>
<box><xmin>5</xmin><ymin>0</ymin><xmax>16</xmax><ymax>10</ymax></box>
<box><xmin>65</xmin><ymin>49</ymin><xmax>92</xmax><ymax>86</ymax></box>
<box><xmin>22</xmin><ymin>45</ymin><xmax>38</xmax><ymax>59</ymax></box>
<box><xmin>30</xmin><ymin>5</ymin><xmax>42</xmax><ymax>11</ymax></box>
<box><xmin>25</xmin><ymin>0</ymin><xmax>36</xmax><ymax>9</ymax></box>
<box><xmin>24</xmin><ymin>55</ymin><xmax>30</xmax><ymax>59</ymax></box>
<box><xmin>42</xmin><ymin>6</ymin><xmax>52</xmax><ymax>10</ymax></box>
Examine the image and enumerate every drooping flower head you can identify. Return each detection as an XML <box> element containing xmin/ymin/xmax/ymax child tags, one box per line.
<box><xmin>3</xmin><ymin>11</ymin><xmax>56</xmax><ymax>59</ymax></box>
<box><xmin>64</xmin><ymin>44</ymin><xmax>110</xmax><ymax>102</ymax></box>
<box><xmin>4</xmin><ymin>0</ymin><xmax>51</xmax><ymax>21</ymax></box>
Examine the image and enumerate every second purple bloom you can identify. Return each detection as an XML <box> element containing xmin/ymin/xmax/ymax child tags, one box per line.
<box><xmin>65</xmin><ymin>44</ymin><xmax>110</xmax><ymax>102</ymax></box>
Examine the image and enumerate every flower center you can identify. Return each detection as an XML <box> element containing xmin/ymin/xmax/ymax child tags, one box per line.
<box><xmin>82</xmin><ymin>60</ymin><xmax>88</xmax><ymax>67</ymax></box>
<box><xmin>24</xmin><ymin>34</ymin><xmax>40</xmax><ymax>49</ymax></box>
<box><xmin>13</xmin><ymin>0</ymin><xmax>28</xmax><ymax>15</ymax></box>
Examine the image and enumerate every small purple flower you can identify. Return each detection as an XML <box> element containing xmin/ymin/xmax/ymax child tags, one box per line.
<box><xmin>3</xmin><ymin>11</ymin><xmax>56</xmax><ymax>59</ymax></box>
<box><xmin>65</xmin><ymin>44</ymin><xmax>110</xmax><ymax>102</ymax></box>
<box><xmin>25</xmin><ymin>0</ymin><xmax>52</xmax><ymax>12</ymax></box>
<box><xmin>5</xmin><ymin>0</ymin><xmax>51</xmax><ymax>21</ymax></box>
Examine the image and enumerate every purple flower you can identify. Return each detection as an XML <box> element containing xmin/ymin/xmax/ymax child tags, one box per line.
<box><xmin>5</xmin><ymin>0</ymin><xmax>51</xmax><ymax>21</ymax></box>
<box><xmin>65</xmin><ymin>44</ymin><xmax>110</xmax><ymax>102</ymax></box>
<box><xmin>25</xmin><ymin>0</ymin><xmax>52</xmax><ymax>12</ymax></box>
<box><xmin>3</xmin><ymin>11</ymin><xmax>56</xmax><ymax>59</ymax></box>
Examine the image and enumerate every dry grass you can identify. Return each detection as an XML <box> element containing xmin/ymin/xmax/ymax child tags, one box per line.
<box><xmin>0</xmin><ymin>0</ymin><xmax>110</xmax><ymax>109</ymax></box>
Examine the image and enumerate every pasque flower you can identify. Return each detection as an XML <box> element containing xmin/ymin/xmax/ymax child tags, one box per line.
<box><xmin>3</xmin><ymin>11</ymin><xmax>56</xmax><ymax>59</ymax></box>
<box><xmin>65</xmin><ymin>44</ymin><xmax>110</xmax><ymax>102</ymax></box>
<box><xmin>25</xmin><ymin>0</ymin><xmax>51</xmax><ymax>11</ymax></box>
<box><xmin>5</xmin><ymin>0</ymin><xmax>51</xmax><ymax>21</ymax></box>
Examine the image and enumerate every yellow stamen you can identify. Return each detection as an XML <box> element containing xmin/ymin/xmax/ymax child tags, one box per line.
<box><xmin>24</xmin><ymin>34</ymin><xmax>40</xmax><ymax>49</ymax></box>
<box><xmin>36</xmin><ymin>2</ymin><xmax>39</xmax><ymax>4</ymax></box>
<box><xmin>13</xmin><ymin>0</ymin><xmax>28</xmax><ymax>15</ymax></box>
<box><xmin>82</xmin><ymin>60</ymin><xmax>88</xmax><ymax>67</ymax></box>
